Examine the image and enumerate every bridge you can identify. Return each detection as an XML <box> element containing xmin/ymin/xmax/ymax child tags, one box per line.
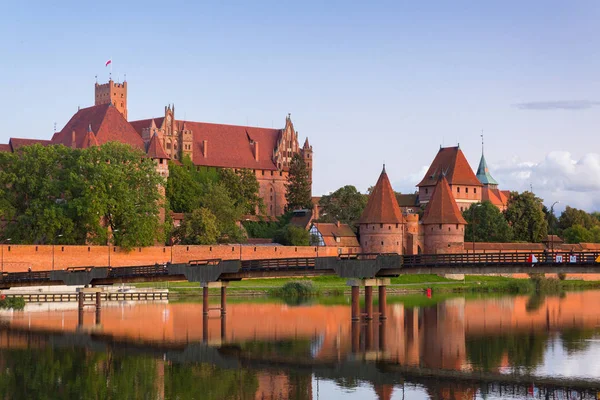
<box><xmin>2</xmin><ymin>251</ymin><xmax>599</xmax><ymax>322</ymax></box>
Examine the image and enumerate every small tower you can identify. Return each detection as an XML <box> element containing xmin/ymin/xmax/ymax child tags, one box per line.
<box><xmin>476</xmin><ymin>137</ymin><xmax>499</xmax><ymax>188</ymax></box>
<box><xmin>421</xmin><ymin>176</ymin><xmax>467</xmax><ymax>254</ymax></box>
<box><xmin>358</xmin><ymin>166</ymin><xmax>404</xmax><ymax>254</ymax></box>
<box><xmin>301</xmin><ymin>137</ymin><xmax>313</xmax><ymax>192</ymax></box>
<box><xmin>146</xmin><ymin>133</ymin><xmax>170</xmax><ymax>223</ymax></box>
<box><xmin>95</xmin><ymin>79</ymin><xmax>128</xmax><ymax>120</ymax></box>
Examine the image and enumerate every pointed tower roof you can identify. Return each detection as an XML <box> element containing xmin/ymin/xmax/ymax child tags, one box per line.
<box><xmin>476</xmin><ymin>152</ymin><xmax>498</xmax><ymax>185</ymax></box>
<box><xmin>359</xmin><ymin>165</ymin><xmax>404</xmax><ymax>224</ymax></box>
<box><xmin>81</xmin><ymin>129</ymin><xmax>99</xmax><ymax>148</ymax></box>
<box><xmin>422</xmin><ymin>176</ymin><xmax>467</xmax><ymax>225</ymax></box>
<box><xmin>418</xmin><ymin>146</ymin><xmax>481</xmax><ymax>187</ymax></box>
<box><xmin>146</xmin><ymin>133</ymin><xmax>170</xmax><ymax>159</ymax></box>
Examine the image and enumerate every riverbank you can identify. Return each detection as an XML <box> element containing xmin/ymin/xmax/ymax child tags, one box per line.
<box><xmin>134</xmin><ymin>274</ymin><xmax>600</xmax><ymax>297</ymax></box>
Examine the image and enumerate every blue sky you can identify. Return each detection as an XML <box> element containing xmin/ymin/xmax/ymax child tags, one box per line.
<box><xmin>1</xmin><ymin>1</ymin><xmax>600</xmax><ymax>211</ymax></box>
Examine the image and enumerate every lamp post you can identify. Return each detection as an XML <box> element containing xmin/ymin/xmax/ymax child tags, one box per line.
<box><xmin>108</xmin><ymin>229</ymin><xmax>119</xmax><ymax>267</ymax></box>
<box><xmin>1</xmin><ymin>238</ymin><xmax>11</xmax><ymax>273</ymax></box>
<box><xmin>52</xmin><ymin>234</ymin><xmax>63</xmax><ymax>271</ymax></box>
<box><xmin>549</xmin><ymin>201</ymin><xmax>560</xmax><ymax>256</ymax></box>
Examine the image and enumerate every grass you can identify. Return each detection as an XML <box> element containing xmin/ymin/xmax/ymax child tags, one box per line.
<box><xmin>133</xmin><ymin>274</ymin><xmax>600</xmax><ymax>297</ymax></box>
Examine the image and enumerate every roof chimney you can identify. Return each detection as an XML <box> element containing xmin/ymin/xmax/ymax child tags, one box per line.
<box><xmin>71</xmin><ymin>130</ymin><xmax>76</xmax><ymax>148</ymax></box>
<box><xmin>203</xmin><ymin>140</ymin><xmax>208</xmax><ymax>158</ymax></box>
<box><xmin>254</xmin><ymin>141</ymin><xmax>259</xmax><ymax>161</ymax></box>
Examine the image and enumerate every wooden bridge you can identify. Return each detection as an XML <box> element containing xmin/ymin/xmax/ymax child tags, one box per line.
<box><xmin>2</xmin><ymin>251</ymin><xmax>599</xmax><ymax>322</ymax></box>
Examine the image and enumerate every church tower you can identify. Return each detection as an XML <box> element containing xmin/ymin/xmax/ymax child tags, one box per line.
<box><xmin>95</xmin><ymin>79</ymin><xmax>128</xmax><ymax>120</ymax></box>
<box><xmin>301</xmin><ymin>137</ymin><xmax>313</xmax><ymax>194</ymax></box>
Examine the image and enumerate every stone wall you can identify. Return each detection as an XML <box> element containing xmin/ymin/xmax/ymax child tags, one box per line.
<box><xmin>423</xmin><ymin>223</ymin><xmax>465</xmax><ymax>254</ymax></box>
<box><xmin>0</xmin><ymin>245</ymin><xmax>338</xmax><ymax>273</ymax></box>
<box><xmin>358</xmin><ymin>223</ymin><xmax>404</xmax><ymax>254</ymax></box>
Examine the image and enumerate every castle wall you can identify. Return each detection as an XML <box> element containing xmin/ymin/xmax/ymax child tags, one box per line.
<box><xmin>419</xmin><ymin>184</ymin><xmax>481</xmax><ymax>212</ymax></box>
<box><xmin>257</xmin><ymin>170</ymin><xmax>288</xmax><ymax>216</ymax></box>
<box><xmin>359</xmin><ymin>223</ymin><xmax>403</xmax><ymax>254</ymax></box>
<box><xmin>0</xmin><ymin>245</ymin><xmax>338</xmax><ymax>273</ymax></box>
<box><xmin>423</xmin><ymin>223</ymin><xmax>465</xmax><ymax>254</ymax></box>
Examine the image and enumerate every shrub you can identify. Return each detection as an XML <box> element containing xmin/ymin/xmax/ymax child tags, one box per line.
<box><xmin>270</xmin><ymin>281</ymin><xmax>319</xmax><ymax>299</ymax></box>
<box><xmin>557</xmin><ymin>273</ymin><xmax>567</xmax><ymax>281</ymax></box>
<box><xmin>0</xmin><ymin>296</ymin><xmax>25</xmax><ymax>310</ymax></box>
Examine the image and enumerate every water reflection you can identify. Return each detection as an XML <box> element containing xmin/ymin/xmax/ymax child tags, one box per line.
<box><xmin>0</xmin><ymin>291</ymin><xmax>600</xmax><ymax>399</ymax></box>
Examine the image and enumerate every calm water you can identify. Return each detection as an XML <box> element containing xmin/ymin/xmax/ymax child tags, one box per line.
<box><xmin>1</xmin><ymin>291</ymin><xmax>600</xmax><ymax>399</ymax></box>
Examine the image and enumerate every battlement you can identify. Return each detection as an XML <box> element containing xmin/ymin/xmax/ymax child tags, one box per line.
<box><xmin>95</xmin><ymin>79</ymin><xmax>128</xmax><ymax>120</ymax></box>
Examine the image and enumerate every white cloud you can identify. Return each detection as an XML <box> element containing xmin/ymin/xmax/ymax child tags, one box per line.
<box><xmin>492</xmin><ymin>151</ymin><xmax>600</xmax><ymax>212</ymax></box>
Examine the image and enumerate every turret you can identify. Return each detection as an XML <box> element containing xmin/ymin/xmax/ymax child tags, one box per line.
<box><xmin>358</xmin><ymin>166</ymin><xmax>405</xmax><ymax>254</ymax></box>
<box><xmin>421</xmin><ymin>176</ymin><xmax>466</xmax><ymax>254</ymax></box>
<box><xmin>94</xmin><ymin>79</ymin><xmax>127</xmax><ymax>120</ymax></box>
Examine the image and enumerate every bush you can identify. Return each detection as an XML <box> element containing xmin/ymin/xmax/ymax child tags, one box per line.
<box><xmin>557</xmin><ymin>273</ymin><xmax>567</xmax><ymax>281</ymax></box>
<box><xmin>0</xmin><ymin>296</ymin><xmax>25</xmax><ymax>310</ymax></box>
<box><xmin>270</xmin><ymin>281</ymin><xmax>319</xmax><ymax>299</ymax></box>
<box><xmin>273</xmin><ymin>225</ymin><xmax>310</xmax><ymax>246</ymax></box>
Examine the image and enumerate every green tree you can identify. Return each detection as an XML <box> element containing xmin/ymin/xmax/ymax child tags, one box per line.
<box><xmin>558</xmin><ymin>206</ymin><xmax>598</xmax><ymax>231</ymax></box>
<box><xmin>504</xmin><ymin>191</ymin><xmax>548</xmax><ymax>243</ymax></box>
<box><xmin>285</xmin><ymin>153</ymin><xmax>312</xmax><ymax>211</ymax></box>
<box><xmin>562</xmin><ymin>224</ymin><xmax>594</xmax><ymax>244</ymax></box>
<box><xmin>173</xmin><ymin>208</ymin><xmax>219</xmax><ymax>245</ymax></box>
<box><xmin>200</xmin><ymin>183</ymin><xmax>245</xmax><ymax>243</ymax></box>
<box><xmin>273</xmin><ymin>225</ymin><xmax>310</xmax><ymax>246</ymax></box>
<box><xmin>318</xmin><ymin>185</ymin><xmax>368</xmax><ymax>229</ymax></box>
<box><xmin>75</xmin><ymin>142</ymin><xmax>164</xmax><ymax>248</ymax></box>
<box><xmin>219</xmin><ymin>168</ymin><xmax>263</xmax><ymax>215</ymax></box>
<box><xmin>463</xmin><ymin>201</ymin><xmax>513</xmax><ymax>242</ymax></box>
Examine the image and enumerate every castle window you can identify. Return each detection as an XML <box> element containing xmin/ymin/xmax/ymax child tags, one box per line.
<box><xmin>456</xmin><ymin>224</ymin><xmax>459</xmax><ymax>229</ymax></box>
<box><xmin>474</xmin><ymin>188</ymin><xmax>477</xmax><ymax>194</ymax></box>
<box><xmin>262</xmin><ymin>170</ymin><xmax>265</xmax><ymax>176</ymax></box>
<box><xmin>271</xmin><ymin>171</ymin><xmax>274</xmax><ymax>176</ymax></box>
<box><xmin>380</xmin><ymin>224</ymin><xmax>383</xmax><ymax>228</ymax></box>
<box><xmin>439</xmin><ymin>224</ymin><xmax>442</xmax><ymax>229</ymax></box>
<box><xmin>457</xmin><ymin>187</ymin><xmax>460</xmax><ymax>193</ymax></box>
<box><xmin>425</xmin><ymin>188</ymin><xmax>428</xmax><ymax>195</ymax></box>
<box><xmin>280</xmin><ymin>171</ymin><xmax>283</xmax><ymax>176</ymax></box>
<box><xmin>381</xmin><ymin>241</ymin><xmax>384</xmax><ymax>246</ymax></box>
<box><xmin>466</xmin><ymin>187</ymin><xmax>469</xmax><ymax>194</ymax></box>
<box><xmin>372</xmin><ymin>226</ymin><xmax>375</xmax><ymax>230</ymax></box>
<box><xmin>159</xmin><ymin>159</ymin><xmax>163</xmax><ymax>164</ymax></box>
<box><xmin>388</xmin><ymin>226</ymin><xmax>391</xmax><ymax>230</ymax></box>
<box><xmin>396</xmin><ymin>223</ymin><xmax>399</xmax><ymax>228</ymax></box>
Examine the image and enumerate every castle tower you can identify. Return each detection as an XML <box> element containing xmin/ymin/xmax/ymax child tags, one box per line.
<box><xmin>95</xmin><ymin>79</ymin><xmax>128</xmax><ymax>120</ymax></box>
<box><xmin>146</xmin><ymin>133</ymin><xmax>170</xmax><ymax>223</ymax></box>
<box><xmin>358</xmin><ymin>166</ymin><xmax>405</xmax><ymax>254</ymax></box>
<box><xmin>476</xmin><ymin>137</ymin><xmax>499</xmax><ymax>189</ymax></box>
<box><xmin>421</xmin><ymin>176</ymin><xmax>466</xmax><ymax>254</ymax></box>
<box><xmin>301</xmin><ymin>137</ymin><xmax>313</xmax><ymax>194</ymax></box>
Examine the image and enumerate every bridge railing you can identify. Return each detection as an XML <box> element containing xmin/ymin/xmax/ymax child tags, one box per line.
<box><xmin>108</xmin><ymin>264</ymin><xmax>169</xmax><ymax>279</ymax></box>
<box><xmin>402</xmin><ymin>252</ymin><xmax>600</xmax><ymax>267</ymax></box>
<box><xmin>241</xmin><ymin>257</ymin><xmax>316</xmax><ymax>271</ymax></box>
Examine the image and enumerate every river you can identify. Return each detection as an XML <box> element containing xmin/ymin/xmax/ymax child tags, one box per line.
<box><xmin>0</xmin><ymin>290</ymin><xmax>600</xmax><ymax>399</ymax></box>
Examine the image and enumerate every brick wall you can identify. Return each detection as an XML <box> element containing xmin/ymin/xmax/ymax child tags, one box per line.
<box><xmin>0</xmin><ymin>244</ymin><xmax>339</xmax><ymax>273</ymax></box>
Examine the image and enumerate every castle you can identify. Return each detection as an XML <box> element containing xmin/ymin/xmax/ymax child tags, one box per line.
<box><xmin>0</xmin><ymin>79</ymin><xmax>312</xmax><ymax>218</ymax></box>
<box><xmin>352</xmin><ymin>145</ymin><xmax>509</xmax><ymax>255</ymax></box>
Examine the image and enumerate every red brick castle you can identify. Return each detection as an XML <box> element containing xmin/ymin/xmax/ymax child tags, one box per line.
<box><xmin>0</xmin><ymin>79</ymin><xmax>312</xmax><ymax>218</ymax></box>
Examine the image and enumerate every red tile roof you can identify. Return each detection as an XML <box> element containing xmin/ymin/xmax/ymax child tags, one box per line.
<box><xmin>421</xmin><ymin>176</ymin><xmax>467</xmax><ymax>225</ymax></box>
<box><xmin>483</xmin><ymin>187</ymin><xmax>509</xmax><ymax>208</ymax></box>
<box><xmin>187</xmin><ymin>121</ymin><xmax>281</xmax><ymax>170</ymax></box>
<box><xmin>0</xmin><ymin>144</ymin><xmax>10</xmax><ymax>152</ymax></box>
<box><xmin>53</xmin><ymin>104</ymin><xmax>144</xmax><ymax>150</ymax></box>
<box><xmin>146</xmin><ymin>133</ymin><xmax>170</xmax><ymax>159</ymax></box>
<box><xmin>312</xmin><ymin>222</ymin><xmax>360</xmax><ymax>247</ymax></box>
<box><xmin>9</xmin><ymin>138</ymin><xmax>52</xmax><ymax>151</ymax></box>
<box><xmin>359</xmin><ymin>167</ymin><xmax>404</xmax><ymax>224</ymax></box>
<box><xmin>129</xmin><ymin>118</ymin><xmax>164</xmax><ymax>137</ymax></box>
<box><xmin>418</xmin><ymin>146</ymin><xmax>482</xmax><ymax>187</ymax></box>
<box><xmin>81</xmin><ymin>130</ymin><xmax>99</xmax><ymax>148</ymax></box>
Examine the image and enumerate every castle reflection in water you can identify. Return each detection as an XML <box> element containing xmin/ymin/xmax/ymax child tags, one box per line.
<box><xmin>1</xmin><ymin>290</ymin><xmax>600</xmax><ymax>400</ymax></box>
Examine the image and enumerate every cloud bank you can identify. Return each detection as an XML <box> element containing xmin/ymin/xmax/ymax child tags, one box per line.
<box><xmin>514</xmin><ymin>100</ymin><xmax>600</xmax><ymax>110</ymax></box>
<box><xmin>396</xmin><ymin>152</ymin><xmax>600</xmax><ymax>213</ymax></box>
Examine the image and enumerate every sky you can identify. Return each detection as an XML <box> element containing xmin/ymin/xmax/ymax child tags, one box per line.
<box><xmin>1</xmin><ymin>1</ymin><xmax>599</xmax><ymax>213</ymax></box>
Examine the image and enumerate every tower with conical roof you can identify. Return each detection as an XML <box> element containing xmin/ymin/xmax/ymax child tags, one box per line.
<box><xmin>421</xmin><ymin>176</ymin><xmax>467</xmax><ymax>254</ymax></box>
<box><xmin>476</xmin><ymin>136</ymin><xmax>498</xmax><ymax>187</ymax></box>
<box><xmin>358</xmin><ymin>166</ymin><xmax>405</xmax><ymax>254</ymax></box>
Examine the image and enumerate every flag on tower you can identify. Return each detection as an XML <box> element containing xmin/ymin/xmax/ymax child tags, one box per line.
<box><xmin>105</xmin><ymin>60</ymin><xmax>112</xmax><ymax>67</ymax></box>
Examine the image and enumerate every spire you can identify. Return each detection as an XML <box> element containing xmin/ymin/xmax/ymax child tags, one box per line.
<box><xmin>476</xmin><ymin>134</ymin><xmax>498</xmax><ymax>186</ymax></box>
<box><xmin>358</xmin><ymin>168</ymin><xmax>403</xmax><ymax>224</ymax></box>
<box><xmin>422</xmin><ymin>176</ymin><xmax>467</xmax><ymax>225</ymax></box>
<box><xmin>146</xmin><ymin>132</ymin><xmax>170</xmax><ymax>160</ymax></box>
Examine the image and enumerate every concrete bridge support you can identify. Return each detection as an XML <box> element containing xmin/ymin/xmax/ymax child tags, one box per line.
<box><xmin>76</xmin><ymin>287</ymin><xmax>104</xmax><ymax>327</ymax></box>
<box><xmin>348</xmin><ymin>278</ymin><xmax>391</xmax><ymax>322</ymax></box>
<box><xmin>200</xmin><ymin>282</ymin><xmax>228</xmax><ymax>317</ymax></box>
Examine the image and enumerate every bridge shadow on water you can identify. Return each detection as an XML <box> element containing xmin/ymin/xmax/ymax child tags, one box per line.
<box><xmin>1</xmin><ymin>293</ymin><xmax>600</xmax><ymax>399</ymax></box>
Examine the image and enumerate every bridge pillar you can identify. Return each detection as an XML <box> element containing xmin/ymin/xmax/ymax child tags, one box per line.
<box><xmin>379</xmin><ymin>320</ymin><xmax>387</xmax><ymax>351</ymax></box>
<box><xmin>221</xmin><ymin>314</ymin><xmax>226</xmax><ymax>341</ymax></box>
<box><xmin>95</xmin><ymin>291</ymin><xmax>102</xmax><ymax>325</ymax></box>
<box><xmin>351</xmin><ymin>285</ymin><xmax>360</xmax><ymax>321</ymax></box>
<box><xmin>203</xmin><ymin>315</ymin><xmax>208</xmax><ymax>343</ymax></box>
<box><xmin>379</xmin><ymin>285</ymin><xmax>387</xmax><ymax>320</ymax></box>
<box><xmin>351</xmin><ymin>321</ymin><xmax>360</xmax><ymax>353</ymax></box>
<box><xmin>366</xmin><ymin>319</ymin><xmax>374</xmax><ymax>350</ymax></box>
<box><xmin>365</xmin><ymin>286</ymin><xmax>373</xmax><ymax>320</ymax></box>
<box><xmin>78</xmin><ymin>291</ymin><xmax>84</xmax><ymax>326</ymax></box>
<box><xmin>221</xmin><ymin>285</ymin><xmax>227</xmax><ymax>315</ymax></box>
<box><xmin>202</xmin><ymin>286</ymin><xmax>209</xmax><ymax>316</ymax></box>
